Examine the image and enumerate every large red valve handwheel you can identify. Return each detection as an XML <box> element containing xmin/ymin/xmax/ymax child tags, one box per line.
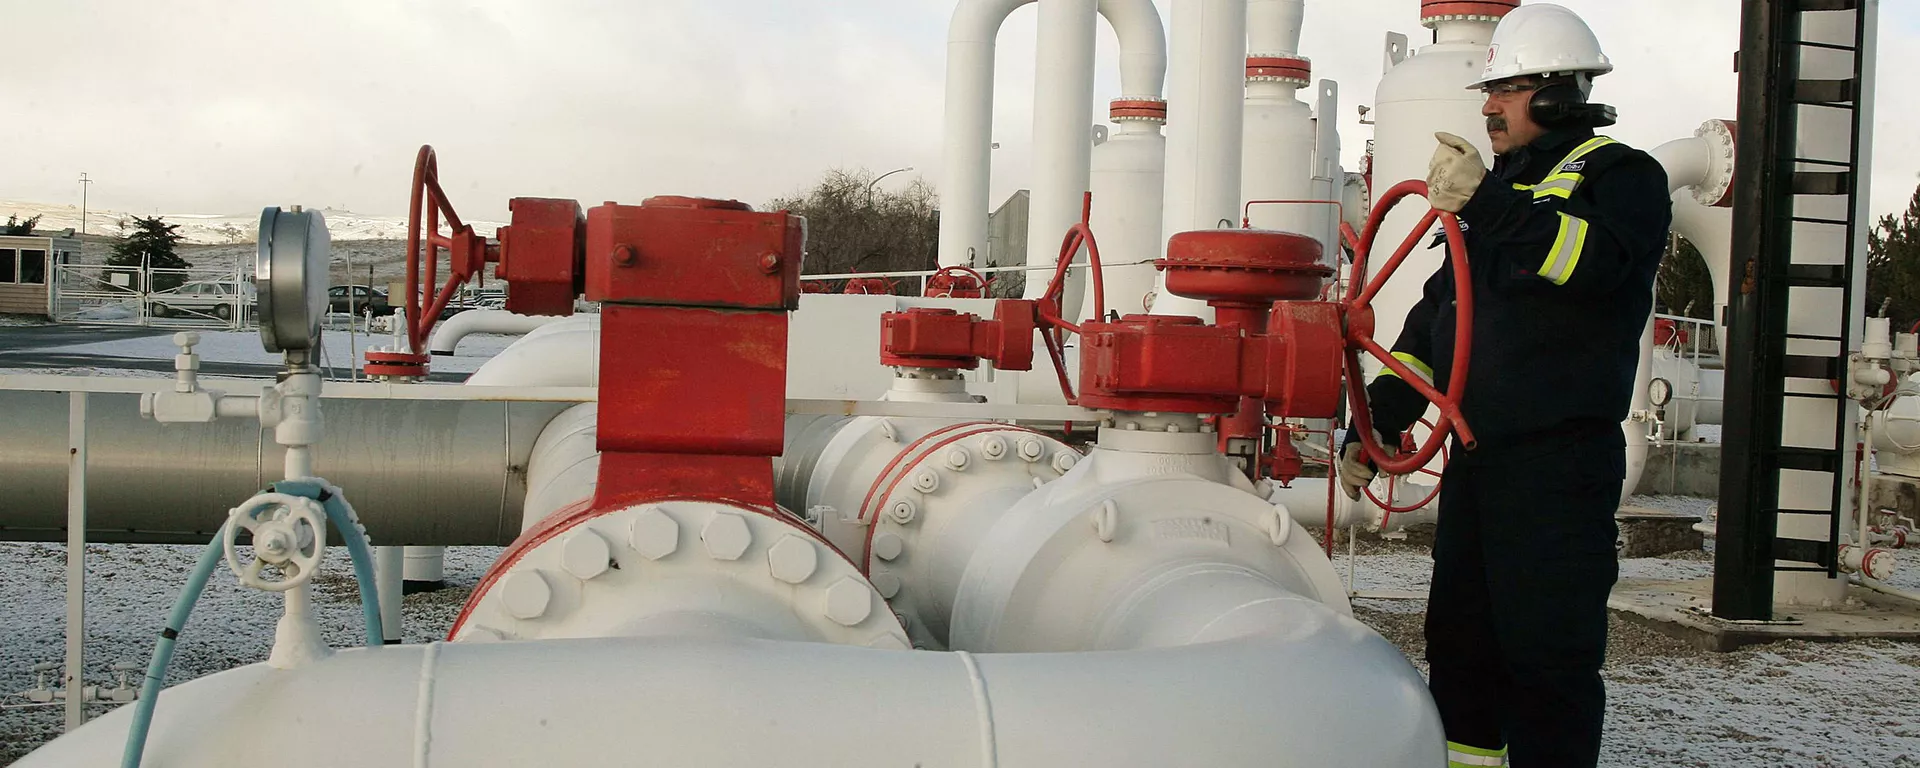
<box><xmin>403</xmin><ymin>146</ymin><xmax>484</xmax><ymax>355</ymax></box>
<box><xmin>1343</xmin><ymin>179</ymin><xmax>1477</xmax><ymax>476</ymax></box>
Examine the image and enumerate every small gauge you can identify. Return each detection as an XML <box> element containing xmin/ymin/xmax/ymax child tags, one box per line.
<box><xmin>1648</xmin><ymin>377</ymin><xmax>1674</xmax><ymax>408</ymax></box>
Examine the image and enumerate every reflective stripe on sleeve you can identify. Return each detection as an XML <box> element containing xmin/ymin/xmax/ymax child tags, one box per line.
<box><xmin>1526</xmin><ymin>136</ymin><xmax>1618</xmax><ymax>200</ymax></box>
<box><xmin>1378</xmin><ymin>351</ymin><xmax>1436</xmax><ymax>387</ymax></box>
<box><xmin>1447</xmin><ymin>741</ymin><xmax>1508</xmax><ymax>767</ymax></box>
<box><xmin>1540</xmin><ymin>213</ymin><xmax>1591</xmax><ymax>285</ymax></box>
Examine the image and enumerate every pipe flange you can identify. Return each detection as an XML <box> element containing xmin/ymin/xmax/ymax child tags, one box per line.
<box><xmin>1692</xmin><ymin>119</ymin><xmax>1738</xmax><ymax>209</ymax></box>
<box><xmin>864</xmin><ymin>425</ymin><xmax>1072</xmax><ymax>649</ymax></box>
<box><xmin>1246</xmin><ymin>56</ymin><xmax>1311</xmax><ymax>87</ymax></box>
<box><xmin>1110</xmin><ymin>98</ymin><xmax>1168</xmax><ymax>123</ymax></box>
<box><xmin>450</xmin><ymin>500</ymin><xmax>908</xmax><ymax>649</ymax></box>
<box><xmin>1419</xmin><ymin>0</ymin><xmax>1517</xmax><ymax>28</ymax></box>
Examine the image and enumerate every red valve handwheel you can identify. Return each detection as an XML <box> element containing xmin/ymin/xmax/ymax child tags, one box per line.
<box><xmin>1343</xmin><ymin>180</ymin><xmax>1476</xmax><ymax>476</ymax></box>
<box><xmin>925</xmin><ymin>265</ymin><xmax>990</xmax><ymax>298</ymax></box>
<box><xmin>404</xmin><ymin>146</ymin><xmax>481</xmax><ymax>355</ymax></box>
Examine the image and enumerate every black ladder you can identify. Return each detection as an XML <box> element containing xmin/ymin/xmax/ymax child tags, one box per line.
<box><xmin>1714</xmin><ymin>0</ymin><xmax>1880</xmax><ymax>620</ymax></box>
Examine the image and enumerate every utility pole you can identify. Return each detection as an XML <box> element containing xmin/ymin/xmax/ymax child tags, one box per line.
<box><xmin>866</xmin><ymin>166</ymin><xmax>914</xmax><ymax>208</ymax></box>
<box><xmin>78</xmin><ymin>173</ymin><xmax>92</xmax><ymax>257</ymax></box>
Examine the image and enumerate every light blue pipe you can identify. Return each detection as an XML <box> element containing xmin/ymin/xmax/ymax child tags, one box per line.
<box><xmin>272</xmin><ymin>479</ymin><xmax>384</xmax><ymax>646</ymax></box>
<box><xmin>119</xmin><ymin>532</ymin><xmax>222</xmax><ymax>768</ymax></box>
<box><xmin>120</xmin><ymin>479</ymin><xmax>385</xmax><ymax>768</ymax></box>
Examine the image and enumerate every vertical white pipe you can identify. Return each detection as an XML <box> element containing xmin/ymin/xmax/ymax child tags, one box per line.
<box><xmin>374</xmin><ymin>546</ymin><xmax>405</xmax><ymax>644</ymax></box>
<box><xmin>1021</xmin><ymin>0</ymin><xmax>1101</xmax><ymax>300</ymax></box>
<box><xmin>1154</xmin><ymin>0</ymin><xmax>1248</xmax><ymax>318</ymax></box>
<box><xmin>64</xmin><ymin>392</ymin><xmax>86</xmax><ymax>731</ymax></box>
<box><xmin>1100</xmin><ymin>0</ymin><xmax>1170</xmax><ymax>98</ymax></box>
<box><xmin>939</xmin><ymin>0</ymin><xmax>1034</xmax><ymax>268</ymax></box>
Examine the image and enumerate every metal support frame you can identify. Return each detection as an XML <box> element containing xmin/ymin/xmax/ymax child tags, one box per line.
<box><xmin>1715</xmin><ymin>0</ymin><xmax>1877</xmax><ymax>620</ymax></box>
<box><xmin>64</xmin><ymin>391</ymin><xmax>87</xmax><ymax>731</ymax></box>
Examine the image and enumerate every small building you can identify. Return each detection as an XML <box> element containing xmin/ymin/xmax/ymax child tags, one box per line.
<box><xmin>0</xmin><ymin>234</ymin><xmax>82</xmax><ymax>316</ymax></box>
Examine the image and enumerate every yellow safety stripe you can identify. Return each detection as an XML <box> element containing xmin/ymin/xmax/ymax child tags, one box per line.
<box><xmin>1378</xmin><ymin>351</ymin><xmax>1436</xmax><ymax>387</ymax></box>
<box><xmin>1447</xmin><ymin>741</ymin><xmax>1509</xmax><ymax>767</ymax></box>
<box><xmin>1541</xmin><ymin>213</ymin><xmax>1591</xmax><ymax>285</ymax></box>
<box><xmin>1526</xmin><ymin>136</ymin><xmax>1618</xmax><ymax>200</ymax></box>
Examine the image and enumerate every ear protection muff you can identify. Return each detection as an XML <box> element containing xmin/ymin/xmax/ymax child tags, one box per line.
<box><xmin>1530</xmin><ymin>81</ymin><xmax>1618</xmax><ymax>129</ymax></box>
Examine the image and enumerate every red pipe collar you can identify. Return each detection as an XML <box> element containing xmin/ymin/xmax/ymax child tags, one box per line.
<box><xmin>1110</xmin><ymin>98</ymin><xmax>1168</xmax><ymax>122</ymax></box>
<box><xmin>1420</xmin><ymin>0</ymin><xmax>1518</xmax><ymax>24</ymax></box>
<box><xmin>1246</xmin><ymin>56</ymin><xmax>1311</xmax><ymax>85</ymax></box>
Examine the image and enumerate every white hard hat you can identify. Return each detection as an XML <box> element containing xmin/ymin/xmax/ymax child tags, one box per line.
<box><xmin>1467</xmin><ymin>3</ymin><xmax>1613</xmax><ymax>90</ymax></box>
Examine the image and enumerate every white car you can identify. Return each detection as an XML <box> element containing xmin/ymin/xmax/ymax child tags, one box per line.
<box><xmin>149</xmin><ymin>280</ymin><xmax>252</xmax><ymax>321</ymax></box>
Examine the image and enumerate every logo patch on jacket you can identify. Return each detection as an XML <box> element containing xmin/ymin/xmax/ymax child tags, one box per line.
<box><xmin>1560</xmin><ymin>160</ymin><xmax>1587</xmax><ymax>173</ymax></box>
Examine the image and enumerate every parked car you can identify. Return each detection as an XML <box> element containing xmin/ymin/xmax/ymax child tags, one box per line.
<box><xmin>328</xmin><ymin>285</ymin><xmax>393</xmax><ymax>316</ymax></box>
<box><xmin>149</xmin><ymin>281</ymin><xmax>252</xmax><ymax>321</ymax></box>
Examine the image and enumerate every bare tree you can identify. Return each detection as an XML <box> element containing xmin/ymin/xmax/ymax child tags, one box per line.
<box><xmin>766</xmin><ymin>169</ymin><xmax>939</xmax><ymax>292</ymax></box>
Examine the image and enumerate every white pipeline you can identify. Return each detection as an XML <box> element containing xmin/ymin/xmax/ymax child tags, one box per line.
<box><xmin>939</xmin><ymin>0</ymin><xmax>1168</xmax><ymax>269</ymax></box>
<box><xmin>1021</xmin><ymin>0</ymin><xmax>1100</xmax><ymax>302</ymax></box>
<box><xmin>21</xmin><ymin>620</ymin><xmax>1442</xmax><ymax>767</ymax></box>
<box><xmin>428</xmin><ymin>310</ymin><xmax>567</xmax><ymax>356</ymax></box>
<box><xmin>1154</xmin><ymin>0</ymin><xmax>1248</xmax><ymax>319</ymax></box>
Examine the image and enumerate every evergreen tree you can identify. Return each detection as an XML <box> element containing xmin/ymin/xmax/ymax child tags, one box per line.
<box><xmin>1868</xmin><ymin>184</ymin><xmax>1920</xmax><ymax>331</ymax></box>
<box><xmin>1656</xmin><ymin>234</ymin><xmax>1715</xmax><ymax>320</ymax></box>
<box><xmin>107</xmin><ymin>215</ymin><xmax>192</xmax><ymax>291</ymax></box>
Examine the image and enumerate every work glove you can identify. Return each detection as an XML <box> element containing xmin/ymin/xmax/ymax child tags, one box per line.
<box><xmin>1338</xmin><ymin>430</ymin><xmax>1396</xmax><ymax>502</ymax></box>
<box><xmin>1426</xmin><ymin>132</ymin><xmax>1487</xmax><ymax>214</ymax></box>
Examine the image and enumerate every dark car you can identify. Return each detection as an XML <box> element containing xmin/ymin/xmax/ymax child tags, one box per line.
<box><xmin>329</xmin><ymin>285</ymin><xmax>393</xmax><ymax>316</ymax></box>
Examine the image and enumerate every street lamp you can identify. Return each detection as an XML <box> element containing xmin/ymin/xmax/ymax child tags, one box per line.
<box><xmin>866</xmin><ymin>166</ymin><xmax>914</xmax><ymax>207</ymax></box>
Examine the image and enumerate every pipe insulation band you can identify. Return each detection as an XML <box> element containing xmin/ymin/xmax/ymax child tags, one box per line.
<box><xmin>1419</xmin><ymin>0</ymin><xmax>1517</xmax><ymax>25</ymax></box>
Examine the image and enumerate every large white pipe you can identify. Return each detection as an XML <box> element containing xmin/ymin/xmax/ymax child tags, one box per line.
<box><xmin>1021</xmin><ymin>0</ymin><xmax>1101</xmax><ymax>300</ymax></box>
<box><xmin>428</xmin><ymin>309</ymin><xmax>567</xmax><ymax>356</ymax></box>
<box><xmin>20</xmin><ymin>615</ymin><xmax>1443</xmax><ymax>767</ymax></box>
<box><xmin>939</xmin><ymin>0</ymin><xmax>1168</xmax><ymax>269</ymax></box>
<box><xmin>1241</xmin><ymin>0</ymin><xmax>1316</xmax><ymax>241</ymax></box>
<box><xmin>1153</xmin><ymin>0</ymin><xmax>1249</xmax><ymax>319</ymax></box>
<box><xmin>1082</xmin><ymin>116</ymin><xmax>1168</xmax><ymax>318</ymax></box>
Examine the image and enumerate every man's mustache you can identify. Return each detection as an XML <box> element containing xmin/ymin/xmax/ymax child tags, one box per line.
<box><xmin>1487</xmin><ymin>116</ymin><xmax>1509</xmax><ymax>133</ymax></box>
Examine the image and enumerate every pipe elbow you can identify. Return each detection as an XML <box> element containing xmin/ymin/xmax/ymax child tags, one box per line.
<box><xmin>1099</xmin><ymin>0</ymin><xmax>1170</xmax><ymax>98</ymax></box>
<box><xmin>949</xmin><ymin>0</ymin><xmax>1035</xmax><ymax>44</ymax></box>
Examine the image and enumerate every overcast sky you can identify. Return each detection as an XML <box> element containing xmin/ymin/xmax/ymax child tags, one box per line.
<box><xmin>2</xmin><ymin>1</ymin><xmax>1915</xmax><ymax>224</ymax></box>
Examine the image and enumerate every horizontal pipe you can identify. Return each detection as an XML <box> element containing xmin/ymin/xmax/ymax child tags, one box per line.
<box><xmin>19</xmin><ymin>610</ymin><xmax>1441</xmax><ymax>767</ymax></box>
<box><xmin>0</xmin><ymin>388</ymin><xmax>566</xmax><ymax>545</ymax></box>
<box><xmin>428</xmin><ymin>310</ymin><xmax>566</xmax><ymax>356</ymax></box>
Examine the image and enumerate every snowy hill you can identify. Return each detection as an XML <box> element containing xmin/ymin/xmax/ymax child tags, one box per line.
<box><xmin>0</xmin><ymin>200</ymin><xmax>501</xmax><ymax>245</ymax></box>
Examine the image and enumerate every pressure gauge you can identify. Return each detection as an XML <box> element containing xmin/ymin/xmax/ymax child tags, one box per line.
<box><xmin>1648</xmin><ymin>377</ymin><xmax>1674</xmax><ymax>408</ymax></box>
<box><xmin>256</xmin><ymin>207</ymin><xmax>331</xmax><ymax>354</ymax></box>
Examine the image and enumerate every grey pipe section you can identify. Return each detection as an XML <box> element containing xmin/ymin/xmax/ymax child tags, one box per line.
<box><xmin>0</xmin><ymin>390</ymin><xmax>569</xmax><ymax>546</ymax></box>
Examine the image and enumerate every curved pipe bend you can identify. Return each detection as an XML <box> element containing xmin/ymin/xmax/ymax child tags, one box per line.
<box><xmin>428</xmin><ymin>310</ymin><xmax>568</xmax><ymax>356</ymax></box>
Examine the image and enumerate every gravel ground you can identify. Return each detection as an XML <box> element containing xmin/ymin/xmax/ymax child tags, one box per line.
<box><xmin>0</xmin><ymin>544</ymin><xmax>500</xmax><ymax>765</ymax></box>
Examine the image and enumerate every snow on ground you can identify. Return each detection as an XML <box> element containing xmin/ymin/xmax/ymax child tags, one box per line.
<box><xmin>0</xmin><ymin>367</ymin><xmax>171</xmax><ymax>379</ymax></box>
<box><xmin>35</xmin><ymin>328</ymin><xmax>513</xmax><ymax>375</ymax></box>
<box><xmin>0</xmin><ymin>543</ymin><xmax>502</xmax><ymax>765</ymax></box>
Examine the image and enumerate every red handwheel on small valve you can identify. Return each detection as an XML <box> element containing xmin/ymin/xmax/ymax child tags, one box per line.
<box><xmin>1342</xmin><ymin>179</ymin><xmax>1477</xmax><ymax>476</ymax></box>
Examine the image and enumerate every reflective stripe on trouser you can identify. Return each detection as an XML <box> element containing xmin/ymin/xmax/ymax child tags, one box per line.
<box><xmin>1447</xmin><ymin>741</ymin><xmax>1508</xmax><ymax>767</ymax></box>
<box><xmin>1378</xmin><ymin>351</ymin><xmax>1435</xmax><ymax>387</ymax></box>
<box><xmin>1426</xmin><ymin>436</ymin><xmax>1622</xmax><ymax>767</ymax></box>
<box><xmin>1540</xmin><ymin>214</ymin><xmax>1591</xmax><ymax>285</ymax></box>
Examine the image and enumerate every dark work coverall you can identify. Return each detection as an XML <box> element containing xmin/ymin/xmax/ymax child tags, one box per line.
<box><xmin>1346</xmin><ymin>128</ymin><xmax>1671</xmax><ymax>766</ymax></box>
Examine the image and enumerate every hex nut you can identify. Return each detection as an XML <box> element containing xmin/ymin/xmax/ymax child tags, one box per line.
<box><xmin>702</xmin><ymin>511</ymin><xmax>752</xmax><ymax>561</ymax></box>
<box><xmin>629</xmin><ymin>507</ymin><xmax>680</xmax><ymax>561</ymax></box>
<box><xmin>980</xmin><ymin>436</ymin><xmax>1007</xmax><ymax>460</ymax></box>
<box><xmin>887</xmin><ymin>499</ymin><xmax>918</xmax><ymax>525</ymax></box>
<box><xmin>913</xmin><ymin>470</ymin><xmax>941</xmax><ymax>494</ymax></box>
<box><xmin>871</xmin><ymin>571</ymin><xmax>902</xmax><ymax>599</ymax></box>
<box><xmin>1052</xmin><ymin>450</ymin><xmax>1081</xmax><ymax>473</ymax></box>
<box><xmin>499</xmin><ymin>570</ymin><xmax>553</xmax><ymax>620</ymax></box>
<box><xmin>944</xmin><ymin>447</ymin><xmax>972</xmax><ymax>471</ymax></box>
<box><xmin>767</xmin><ymin>535</ymin><xmax>819</xmax><ymax>584</ymax></box>
<box><xmin>824</xmin><ymin>577</ymin><xmax>875</xmax><ymax>626</ymax></box>
<box><xmin>872</xmin><ymin>531</ymin><xmax>905</xmax><ymax>562</ymax></box>
<box><xmin>560</xmin><ymin>529</ymin><xmax>613</xmax><ymax>580</ymax></box>
<box><xmin>1018</xmin><ymin>438</ymin><xmax>1046</xmax><ymax>462</ymax></box>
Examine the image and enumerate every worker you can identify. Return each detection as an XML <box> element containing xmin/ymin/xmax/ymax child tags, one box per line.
<box><xmin>1338</xmin><ymin>5</ymin><xmax>1671</xmax><ymax>767</ymax></box>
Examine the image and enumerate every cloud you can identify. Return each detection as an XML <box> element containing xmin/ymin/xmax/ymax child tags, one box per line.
<box><xmin>0</xmin><ymin>0</ymin><xmax>1911</xmax><ymax>222</ymax></box>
